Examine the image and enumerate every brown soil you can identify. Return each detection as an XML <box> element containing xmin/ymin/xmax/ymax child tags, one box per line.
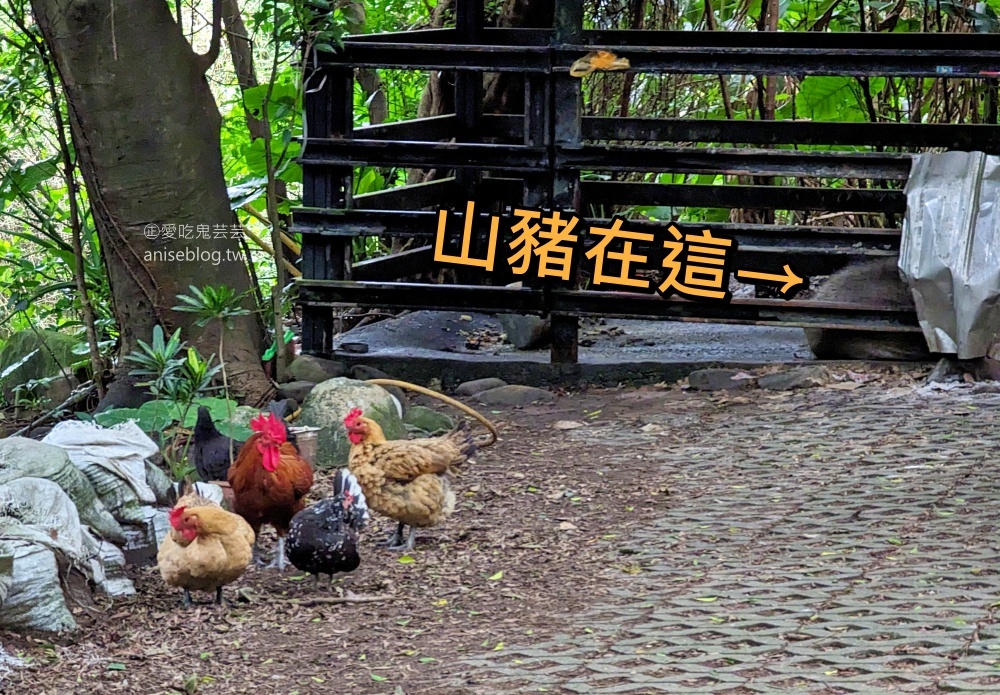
<box><xmin>1</xmin><ymin>387</ymin><xmax>680</xmax><ymax>695</ymax></box>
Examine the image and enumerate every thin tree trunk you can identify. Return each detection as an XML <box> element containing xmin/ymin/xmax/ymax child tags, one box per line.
<box><xmin>31</xmin><ymin>0</ymin><xmax>270</xmax><ymax>408</ymax></box>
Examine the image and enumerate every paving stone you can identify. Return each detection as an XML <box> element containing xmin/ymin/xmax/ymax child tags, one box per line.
<box><xmin>449</xmin><ymin>387</ymin><xmax>1000</xmax><ymax>693</ymax></box>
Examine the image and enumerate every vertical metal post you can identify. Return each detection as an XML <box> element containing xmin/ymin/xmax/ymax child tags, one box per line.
<box><xmin>453</xmin><ymin>0</ymin><xmax>485</xmax><ymax>286</ymax></box>
<box><xmin>301</xmin><ymin>65</ymin><xmax>353</xmax><ymax>357</ymax></box>
<box><xmin>549</xmin><ymin>0</ymin><xmax>583</xmax><ymax>364</ymax></box>
<box><xmin>454</xmin><ymin>0</ymin><xmax>483</xmax><ymax>178</ymax></box>
<box><xmin>523</xmin><ymin>74</ymin><xmax>551</xmax><ymax>209</ymax></box>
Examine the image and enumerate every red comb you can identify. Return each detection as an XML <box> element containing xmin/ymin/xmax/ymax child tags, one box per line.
<box><xmin>169</xmin><ymin>505</ymin><xmax>186</xmax><ymax>529</ymax></box>
<box><xmin>251</xmin><ymin>412</ymin><xmax>287</xmax><ymax>442</ymax></box>
<box><xmin>344</xmin><ymin>407</ymin><xmax>363</xmax><ymax>427</ymax></box>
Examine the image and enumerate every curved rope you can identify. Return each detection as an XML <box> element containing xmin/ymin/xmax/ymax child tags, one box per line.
<box><xmin>365</xmin><ymin>378</ymin><xmax>499</xmax><ymax>447</ymax></box>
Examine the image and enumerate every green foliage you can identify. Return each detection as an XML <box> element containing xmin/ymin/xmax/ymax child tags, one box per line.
<box><xmin>173</xmin><ymin>285</ymin><xmax>252</xmax><ymax>330</ymax></box>
<box><xmin>124</xmin><ymin>325</ymin><xmax>223</xmax><ymax>412</ymax></box>
<box><xmin>94</xmin><ymin>396</ymin><xmax>251</xmax><ymax>440</ymax></box>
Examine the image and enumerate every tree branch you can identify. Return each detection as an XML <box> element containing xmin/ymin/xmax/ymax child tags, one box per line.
<box><xmin>198</xmin><ymin>0</ymin><xmax>223</xmax><ymax>73</ymax></box>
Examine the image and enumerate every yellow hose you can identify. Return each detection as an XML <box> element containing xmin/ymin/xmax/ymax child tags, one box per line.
<box><xmin>365</xmin><ymin>378</ymin><xmax>499</xmax><ymax>447</ymax></box>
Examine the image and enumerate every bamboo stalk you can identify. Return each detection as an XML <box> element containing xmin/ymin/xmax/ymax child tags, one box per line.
<box><xmin>240</xmin><ymin>203</ymin><xmax>301</xmax><ymax>255</ymax></box>
<box><xmin>241</xmin><ymin>224</ymin><xmax>301</xmax><ymax>278</ymax></box>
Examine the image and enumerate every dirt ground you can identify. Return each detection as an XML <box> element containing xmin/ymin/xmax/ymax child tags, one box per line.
<box><xmin>1</xmin><ymin>385</ymin><xmax>688</xmax><ymax>695</ymax></box>
<box><xmin>17</xmin><ymin>361</ymin><xmax>1000</xmax><ymax>694</ymax></box>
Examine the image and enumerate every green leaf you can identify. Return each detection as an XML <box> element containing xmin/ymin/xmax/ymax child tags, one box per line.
<box><xmin>694</xmin><ymin>596</ymin><xmax>719</xmax><ymax>602</ymax></box>
<box><xmin>488</xmin><ymin>571</ymin><xmax>503</xmax><ymax>581</ymax></box>
<box><xmin>370</xmin><ymin>674</ymin><xmax>387</xmax><ymax>682</ymax></box>
<box><xmin>107</xmin><ymin>663</ymin><xmax>126</xmax><ymax>671</ymax></box>
<box><xmin>398</xmin><ymin>555</ymin><xmax>415</xmax><ymax>564</ymax></box>
<box><xmin>93</xmin><ymin>407</ymin><xmax>143</xmax><ymax>428</ymax></box>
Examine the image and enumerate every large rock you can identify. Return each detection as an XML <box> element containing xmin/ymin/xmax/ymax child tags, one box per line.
<box><xmin>287</xmin><ymin>355</ymin><xmax>348</xmax><ymax>383</ymax></box>
<box><xmin>0</xmin><ymin>437</ymin><xmax>125</xmax><ymax>543</ymax></box>
<box><xmin>455</xmin><ymin>377</ymin><xmax>507</xmax><ymax>396</ymax></box>
<box><xmin>0</xmin><ymin>329</ymin><xmax>81</xmax><ymax>404</ymax></box>
<box><xmin>278</xmin><ymin>380</ymin><xmax>317</xmax><ymax>403</ymax></box>
<box><xmin>499</xmin><ymin>314</ymin><xmax>551</xmax><ymax>350</ymax></box>
<box><xmin>297</xmin><ymin>378</ymin><xmax>407</xmax><ymax>469</ymax></box>
<box><xmin>758</xmin><ymin>366</ymin><xmax>830</xmax><ymax>390</ymax></box>
<box><xmin>804</xmin><ymin>258</ymin><xmax>932</xmax><ymax>360</ymax></box>
<box><xmin>348</xmin><ymin>365</ymin><xmax>407</xmax><ymax>414</ymax></box>
<box><xmin>688</xmin><ymin>368</ymin><xmax>755</xmax><ymax>391</ymax></box>
<box><xmin>476</xmin><ymin>385</ymin><xmax>556</xmax><ymax>406</ymax></box>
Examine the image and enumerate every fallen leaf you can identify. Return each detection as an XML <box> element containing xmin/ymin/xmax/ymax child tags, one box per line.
<box><xmin>398</xmin><ymin>555</ymin><xmax>415</xmax><ymax>564</ymax></box>
<box><xmin>558</xmin><ymin>521</ymin><xmax>578</xmax><ymax>531</ymax></box>
<box><xmin>552</xmin><ymin>420</ymin><xmax>586</xmax><ymax>430</ymax></box>
<box><xmin>827</xmin><ymin>382</ymin><xmax>861</xmax><ymax>391</ymax></box>
<box><xmin>488</xmin><ymin>571</ymin><xmax>504</xmax><ymax>580</ymax></box>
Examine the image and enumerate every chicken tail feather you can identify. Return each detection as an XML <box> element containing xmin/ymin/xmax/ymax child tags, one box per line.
<box><xmin>334</xmin><ymin>468</ymin><xmax>370</xmax><ymax>525</ymax></box>
<box><xmin>447</xmin><ymin>419</ymin><xmax>478</xmax><ymax>461</ymax></box>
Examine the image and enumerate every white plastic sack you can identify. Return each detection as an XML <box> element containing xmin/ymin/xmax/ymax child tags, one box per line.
<box><xmin>43</xmin><ymin>420</ymin><xmax>160</xmax><ymax>526</ymax></box>
<box><xmin>0</xmin><ymin>539</ymin><xmax>76</xmax><ymax>632</ymax></box>
<box><xmin>900</xmin><ymin>151</ymin><xmax>1000</xmax><ymax>358</ymax></box>
<box><xmin>0</xmin><ymin>477</ymin><xmax>92</xmax><ymax>562</ymax></box>
<box><xmin>0</xmin><ymin>437</ymin><xmax>124</xmax><ymax>543</ymax></box>
<box><xmin>44</xmin><ymin>420</ymin><xmax>158</xmax><ymax>501</ymax></box>
<box><xmin>144</xmin><ymin>459</ymin><xmax>174</xmax><ymax>506</ymax></box>
<box><xmin>0</xmin><ymin>477</ymin><xmax>134</xmax><ymax>633</ymax></box>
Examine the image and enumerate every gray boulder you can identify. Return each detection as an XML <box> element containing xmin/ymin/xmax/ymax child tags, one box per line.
<box><xmin>757</xmin><ymin>366</ymin><xmax>830</xmax><ymax>391</ymax></box>
<box><xmin>349</xmin><ymin>365</ymin><xmax>407</xmax><ymax>411</ymax></box>
<box><xmin>278</xmin><ymin>380</ymin><xmax>317</xmax><ymax>403</ymax></box>
<box><xmin>455</xmin><ymin>377</ymin><xmax>507</xmax><ymax>396</ymax></box>
<box><xmin>287</xmin><ymin>355</ymin><xmax>348</xmax><ymax>383</ymax></box>
<box><xmin>688</xmin><ymin>368</ymin><xmax>755</xmax><ymax>391</ymax></box>
<box><xmin>476</xmin><ymin>385</ymin><xmax>556</xmax><ymax>406</ymax></box>
<box><xmin>0</xmin><ymin>329</ymin><xmax>81</xmax><ymax>404</ymax></box>
<box><xmin>297</xmin><ymin>378</ymin><xmax>407</xmax><ymax>469</ymax></box>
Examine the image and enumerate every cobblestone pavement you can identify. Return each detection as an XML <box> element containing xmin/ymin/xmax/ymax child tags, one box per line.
<box><xmin>457</xmin><ymin>385</ymin><xmax>1000</xmax><ymax>693</ymax></box>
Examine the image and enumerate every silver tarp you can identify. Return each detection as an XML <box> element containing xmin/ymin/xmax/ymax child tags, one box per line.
<box><xmin>899</xmin><ymin>151</ymin><xmax>1000</xmax><ymax>359</ymax></box>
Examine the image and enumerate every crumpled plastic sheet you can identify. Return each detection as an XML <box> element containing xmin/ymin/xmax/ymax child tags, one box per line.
<box><xmin>899</xmin><ymin>151</ymin><xmax>1000</xmax><ymax>359</ymax></box>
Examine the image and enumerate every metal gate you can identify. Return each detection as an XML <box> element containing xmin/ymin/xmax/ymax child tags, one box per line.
<box><xmin>293</xmin><ymin>0</ymin><xmax>1000</xmax><ymax>364</ymax></box>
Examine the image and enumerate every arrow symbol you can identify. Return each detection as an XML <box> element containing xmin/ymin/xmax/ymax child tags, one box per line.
<box><xmin>735</xmin><ymin>264</ymin><xmax>806</xmax><ymax>298</ymax></box>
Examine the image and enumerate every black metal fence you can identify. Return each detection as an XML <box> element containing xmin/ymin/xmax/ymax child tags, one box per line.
<box><xmin>293</xmin><ymin>0</ymin><xmax>1000</xmax><ymax>363</ymax></box>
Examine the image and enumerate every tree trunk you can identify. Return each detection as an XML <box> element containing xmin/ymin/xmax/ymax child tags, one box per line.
<box><xmin>31</xmin><ymin>0</ymin><xmax>271</xmax><ymax>408</ymax></box>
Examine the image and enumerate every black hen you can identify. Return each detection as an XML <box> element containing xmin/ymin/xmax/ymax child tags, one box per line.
<box><xmin>286</xmin><ymin>469</ymin><xmax>368</xmax><ymax>582</ymax></box>
<box><xmin>190</xmin><ymin>407</ymin><xmax>245</xmax><ymax>482</ymax></box>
